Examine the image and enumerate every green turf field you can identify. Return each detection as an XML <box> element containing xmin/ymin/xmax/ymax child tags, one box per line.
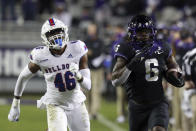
<box><xmin>0</xmin><ymin>98</ymin><xmax>128</xmax><ymax>131</ymax></box>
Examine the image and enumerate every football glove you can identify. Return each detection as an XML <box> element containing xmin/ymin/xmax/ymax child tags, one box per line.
<box><xmin>8</xmin><ymin>98</ymin><xmax>20</xmax><ymax>122</ymax></box>
<box><xmin>165</xmin><ymin>69</ymin><xmax>185</xmax><ymax>88</ymax></box>
<box><xmin>126</xmin><ymin>43</ymin><xmax>153</xmax><ymax>70</ymax></box>
<box><xmin>69</xmin><ymin>63</ymin><xmax>83</xmax><ymax>81</ymax></box>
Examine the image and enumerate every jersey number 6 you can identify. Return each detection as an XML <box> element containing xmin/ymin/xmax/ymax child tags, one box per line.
<box><xmin>54</xmin><ymin>71</ymin><xmax>76</xmax><ymax>92</ymax></box>
<box><xmin>145</xmin><ymin>58</ymin><xmax>159</xmax><ymax>81</ymax></box>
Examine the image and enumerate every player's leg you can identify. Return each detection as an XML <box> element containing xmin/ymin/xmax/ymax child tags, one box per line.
<box><xmin>46</xmin><ymin>104</ymin><xmax>67</xmax><ymax>131</ymax></box>
<box><xmin>148</xmin><ymin>99</ymin><xmax>169</xmax><ymax>131</ymax></box>
<box><xmin>67</xmin><ymin>102</ymin><xmax>90</xmax><ymax>131</ymax></box>
<box><xmin>128</xmin><ymin>100</ymin><xmax>149</xmax><ymax>131</ymax></box>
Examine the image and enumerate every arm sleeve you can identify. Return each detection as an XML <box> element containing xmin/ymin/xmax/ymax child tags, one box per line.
<box><xmin>14</xmin><ymin>65</ymin><xmax>35</xmax><ymax>96</ymax></box>
<box><xmin>112</xmin><ymin>68</ymin><xmax>132</xmax><ymax>87</ymax></box>
<box><xmin>79</xmin><ymin>68</ymin><xmax>91</xmax><ymax>90</ymax></box>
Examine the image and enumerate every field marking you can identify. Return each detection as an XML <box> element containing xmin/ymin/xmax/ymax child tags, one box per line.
<box><xmin>97</xmin><ymin>114</ymin><xmax>127</xmax><ymax>131</ymax></box>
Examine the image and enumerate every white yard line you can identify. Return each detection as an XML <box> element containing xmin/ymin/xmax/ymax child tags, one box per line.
<box><xmin>97</xmin><ymin>114</ymin><xmax>127</xmax><ymax>131</ymax></box>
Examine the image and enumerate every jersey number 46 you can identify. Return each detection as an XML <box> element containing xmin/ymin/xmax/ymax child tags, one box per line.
<box><xmin>54</xmin><ymin>71</ymin><xmax>76</xmax><ymax>92</ymax></box>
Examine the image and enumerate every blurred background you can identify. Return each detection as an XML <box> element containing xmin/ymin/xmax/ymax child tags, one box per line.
<box><xmin>1</xmin><ymin>0</ymin><xmax>196</xmax><ymax>131</ymax></box>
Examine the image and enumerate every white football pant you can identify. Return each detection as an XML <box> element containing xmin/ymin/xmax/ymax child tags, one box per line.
<box><xmin>47</xmin><ymin>102</ymin><xmax>90</xmax><ymax>131</ymax></box>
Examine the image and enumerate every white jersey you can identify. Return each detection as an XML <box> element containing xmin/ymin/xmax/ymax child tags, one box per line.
<box><xmin>29</xmin><ymin>40</ymin><xmax>88</xmax><ymax>110</ymax></box>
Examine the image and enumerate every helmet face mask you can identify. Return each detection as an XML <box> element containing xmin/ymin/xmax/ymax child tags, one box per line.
<box><xmin>128</xmin><ymin>15</ymin><xmax>156</xmax><ymax>46</ymax></box>
<box><xmin>135</xmin><ymin>28</ymin><xmax>153</xmax><ymax>42</ymax></box>
<box><xmin>41</xmin><ymin>18</ymin><xmax>69</xmax><ymax>50</ymax></box>
<box><xmin>45</xmin><ymin>28</ymin><xmax>65</xmax><ymax>49</ymax></box>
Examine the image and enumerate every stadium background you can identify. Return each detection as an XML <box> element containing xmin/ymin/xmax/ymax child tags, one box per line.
<box><xmin>0</xmin><ymin>0</ymin><xmax>196</xmax><ymax>131</ymax></box>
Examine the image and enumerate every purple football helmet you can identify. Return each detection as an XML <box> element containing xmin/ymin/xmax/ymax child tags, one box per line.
<box><xmin>128</xmin><ymin>15</ymin><xmax>157</xmax><ymax>46</ymax></box>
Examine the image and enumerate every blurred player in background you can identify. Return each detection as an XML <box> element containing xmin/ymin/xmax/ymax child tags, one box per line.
<box><xmin>8</xmin><ymin>18</ymin><xmax>91</xmax><ymax>131</ymax></box>
<box><xmin>112</xmin><ymin>14</ymin><xmax>184</xmax><ymax>131</ymax></box>
<box><xmin>182</xmin><ymin>47</ymin><xmax>196</xmax><ymax>131</ymax></box>
<box><xmin>85</xmin><ymin>23</ymin><xmax>105</xmax><ymax>119</ymax></box>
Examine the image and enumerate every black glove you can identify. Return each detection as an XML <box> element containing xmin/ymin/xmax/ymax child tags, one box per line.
<box><xmin>126</xmin><ymin>43</ymin><xmax>153</xmax><ymax>70</ymax></box>
<box><xmin>165</xmin><ymin>71</ymin><xmax>185</xmax><ymax>87</ymax></box>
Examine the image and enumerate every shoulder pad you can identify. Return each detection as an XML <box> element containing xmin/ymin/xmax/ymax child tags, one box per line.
<box><xmin>69</xmin><ymin>40</ymin><xmax>88</xmax><ymax>56</ymax></box>
<box><xmin>156</xmin><ymin>40</ymin><xmax>172</xmax><ymax>59</ymax></box>
<box><xmin>114</xmin><ymin>38</ymin><xmax>135</xmax><ymax>60</ymax></box>
<box><xmin>29</xmin><ymin>46</ymin><xmax>48</xmax><ymax>64</ymax></box>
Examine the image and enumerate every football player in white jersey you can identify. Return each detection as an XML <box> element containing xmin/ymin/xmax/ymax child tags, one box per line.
<box><xmin>8</xmin><ymin>18</ymin><xmax>91</xmax><ymax>131</ymax></box>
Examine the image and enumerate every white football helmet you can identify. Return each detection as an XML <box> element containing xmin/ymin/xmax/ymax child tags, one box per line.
<box><xmin>41</xmin><ymin>18</ymin><xmax>69</xmax><ymax>50</ymax></box>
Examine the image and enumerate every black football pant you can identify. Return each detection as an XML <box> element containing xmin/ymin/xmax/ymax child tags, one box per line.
<box><xmin>128</xmin><ymin>99</ymin><xmax>169</xmax><ymax>131</ymax></box>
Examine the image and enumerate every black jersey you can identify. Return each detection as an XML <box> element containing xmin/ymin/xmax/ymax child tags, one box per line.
<box><xmin>114</xmin><ymin>37</ymin><xmax>172</xmax><ymax>104</ymax></box>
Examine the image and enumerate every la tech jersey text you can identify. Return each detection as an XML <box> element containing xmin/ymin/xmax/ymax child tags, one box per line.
<box><xmin>30</xmin><ymin>40</ymin><xmax>88</xmax><ymax>110</ymax></box>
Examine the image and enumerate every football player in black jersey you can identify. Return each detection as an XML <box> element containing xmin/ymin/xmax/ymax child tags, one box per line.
<box><xmin>111</xmin><ymin>14</ymin><xmax>185</xmax><ymax>131</ymax></box>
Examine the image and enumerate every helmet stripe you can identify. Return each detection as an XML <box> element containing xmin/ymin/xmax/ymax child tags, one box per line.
<box><xmin>48</xmin><ymin>18</ymin><xmax>55</xmax><ymax>26</ymax></box>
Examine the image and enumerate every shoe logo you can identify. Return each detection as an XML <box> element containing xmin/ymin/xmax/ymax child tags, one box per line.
<box><xmin>67</xmin><ymin>54</ymin><xmax>73</xmax><ymax>58</ymax></box>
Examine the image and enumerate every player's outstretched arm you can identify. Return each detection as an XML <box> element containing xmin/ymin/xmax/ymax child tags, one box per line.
<box><xmin>69</xmin><ymin>54</ymin><xmax>91</xmax><ymax>90</ymax></box>
<box><xmin>165</xmin><ymin>55</ymin><xmax>185</xmax><ymax>87</ymax></box>
<box><xmin>8</xmin><ymin>62</ymin><xmax>40</xmax><ymax>122</ymax></box>
<box><xmin>112</xmin><ymin>57</ymin><xmax>131</xmax><ymax>87</ymax></box>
